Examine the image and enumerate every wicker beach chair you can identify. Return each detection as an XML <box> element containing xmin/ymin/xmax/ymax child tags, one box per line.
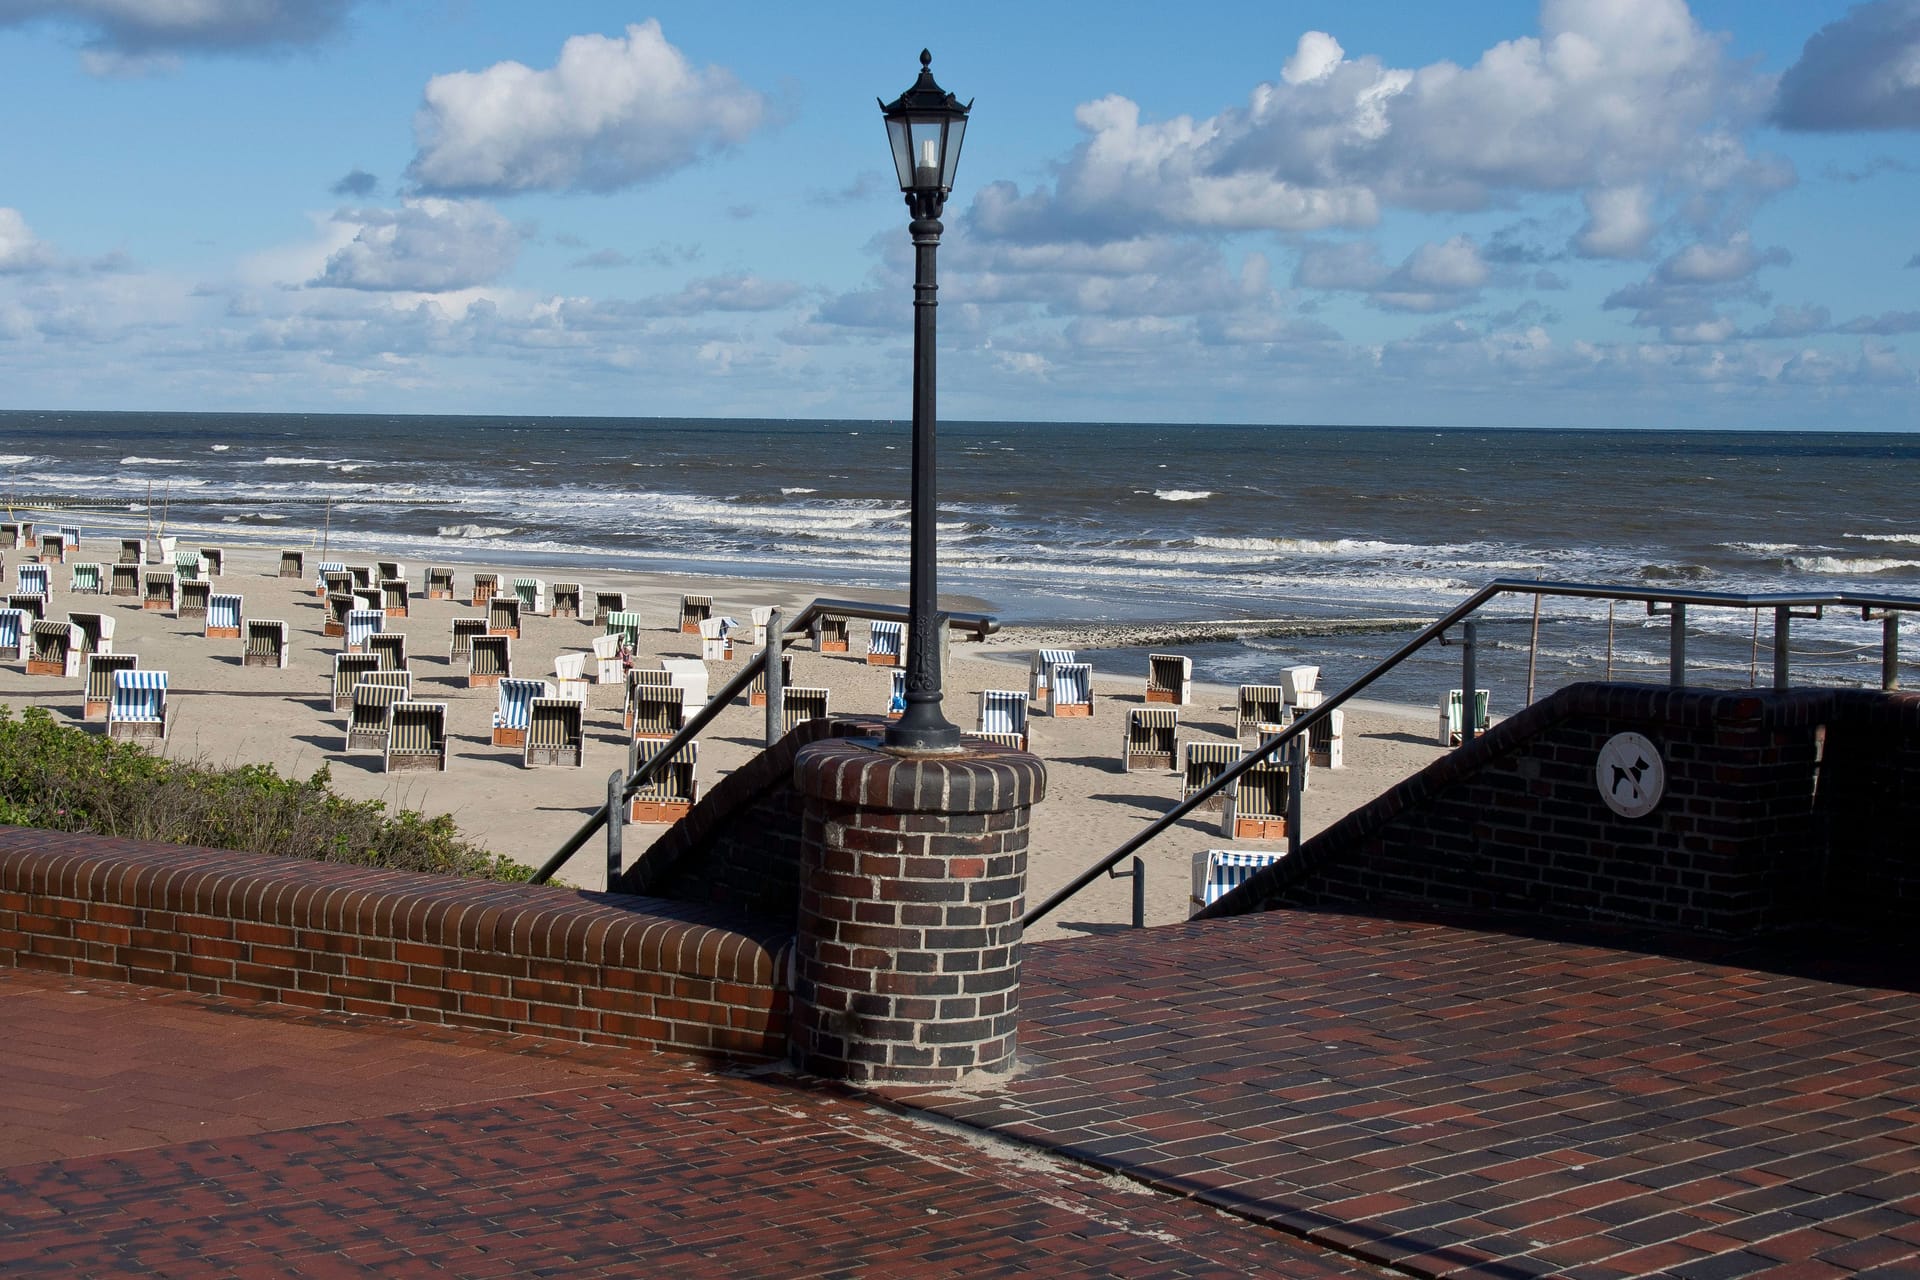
<box><xmin>144</xmin><ymin>534</ymin><xmax>176</xmax><ymax>566</ymax></box>
<box><xmin>142</xmin><ymin>571</ymin><xmax>178</xmax><ymax>613</ymax></box>
<box><xmin>173</xmin><ymin>549</ymin><xmax>207</xmax><ymax>581</ymax></box>
<box><xmin>344</xmin><ymin>681</ymin><xmax>408</xmax><ymax>754</ymax></box>
<box><xmin>176</xmin><ymin>579</ymin><xmax>211</xmax><ymax>619</ymax></box>
<box><xmin>425</xmin><ymin>566</ymin><xmax>454</xmax><ymax>600</ymax></box>
<box><xmin>37</xmin><ymin>532</ymin><xmax>65</xmax><ymax>565</ymax></box>
<box><xmin>1046</xmin><ymin>662</ymin><xmax>1095</xmax><ymax>718</ymax></box>
<box><xmin>68</xmin><ymin>562</ymin><xmax>103</xmax><ymax>595</ymax></box>
<box><xmin>331</xmin><ymin>652</ymin><xmax>380</xmax><ymax>712</ymax></box>
<box><xmin>319</xmin><ymin>567</ymin><xmax>352</xmax><ymax>601</ymax></box>
<box><xmin>698</xmin><ymin>616</ymin><xmax>734</xmax><ymax>662</ymax></box>
<box><xmin>1222</xmin><ymin>756</ymin><xmax>1290</xmax><ymax>840</ymax></box>
<box><xmin>121</xmin><ymin>537</ymin><xmax>145</xmax><ymax>567</ymax></box>
<box><xmin>751</xmin><ymin>606</ymin><xmax>774</xmax><ymax>646</ymax></box>
<box><xmin>347</xmin><ymin>565</ymin><xmax>373</xmax><ymax>591</ymax></box>
<box><xmin>470</xmin><ymin>572</ymin><xmax>499</xmax><ymax>608</ymax></box>
<box><xmin>0</xmin><ymin>607</ymin><xmax>24</xmax><ymax>661</ymax></box>
<box><xmin>626</xmin><ymin>739</ymin><xmax>698</xmax><ymax>823</ymax></box>
<box><xmin>781</xmin><ymin>687</ymin><xmax>831</xmax><ymax>735</ymax></box>
<box><xmin>605</xmin><ymin>610</ymin><xmax>643</xmax><ymax>651</ymax></box>
<box><xmin>627</xmin><ymin>680</ymin><xmax>686</xmax><ymax>744</ymax></box>
<box><xmin>367</xmin><ymin>631</ymin><xmax>408</xmax><ymax>673</ymax></box>
<box><xmin>8</xmin><ymin>592</ymin><xmax>45</xmax><ymax>621</ymax></box>
<box><xmin>749</xmin><ymin>652</ymin><xmax>794</xmax><ymax>707</ymax></box>
<box><xmin>866</xmin><ymin>620</ymin><xmax>904</xmax><ymax>668</ymax></box>
<box><xmin>1182</xmin><ymin>741</ymin><xmax>1245</xmax><ymax>814</ymax></box>
<box><xmin>385</xmin><ymin>702</ymin><xmax>449</xmax><ymax>773</ymax></box>
<box><xmin>1029</xmin><ymin>648</ymin><xmax>1074</xmax><ymax>703</ymax></box>
<box><xmin>84</xmin><ymin>652</ymin><xmax>138</xmax><ymax>720</ymax></box>
<box><xmin>487</xmin><ymin>596</ymin><xmax>521</xmax><ymax>638</ymax></box>
<box><xmin>965</xmin><ymin>731</ymin><xmax>1028</xmax><ymax>749</ymax></box>
<box><xmin>278</xmin><ymin>550</ymin><xmax>305</xmax><ymax>579</ymax></box>
<box><xmin>523</xmin><ymin>697</ymin><xmax>585</xmax><ymax>768</ymax></box>
<box><xmin>490</xmin><ymin>677</ymin><xmax>551</xmax><ymax>748</ymax></box>
<box><xmin>58</xmin><ymin>525</ymin><xmax>81</xmax><ymax>551</ymax></box>
<box><xmin>1121</xmin><ymin>707</ymin><xmax>1179</xmax><ymax>773</ymax></box>
<box><xmin>594</xmin><ymin>590</ymin><xmax>627</xmax><ymax>627</ymax></box>
<box><xmin>109</xmin><ymin>563</ymin><xmax>139</xmax><ymax>597</ymax></box>
<box><xmin>1438</xmin><ymin>689</ymin><xmax>1491</xmax><ymax>746</ymax></box>
<box><xmin>67</xmin><ymin>611</ymin><xmax>113</xmax><ymax>657</ymax></box>
<box><xmin>1236</xmin><ymin>685</ymin><xmax>1288</xmax><ymax>743</ymax></box>
<box><xmin>551</xmin><ymin>582</ymin><xmax>581</xmax><ymax>620</ymax></box>
<box><xmin>1190</xmin><ymin>849</ymin><xmax>1283</xmax><ymax>914</ymax></box>
<box><xmin>200</xmin><ymin>547</ymin><xmax>224</xmax><ymax>578</ymax></box>
<box><xmin>977</xmin><ymin>690</ymin><xmax>1029</xmax><ymax>750</ymax></box>
<box><xmin>26</xmin><ymin>620</ymin><xmax>83</xmax><ymax>678</ymax></box>
<box><xmin>244</xmin><ymin>620</ymin><xmax>289</xmax><ymax>669</ymax></box>
<box><xmin>467</xmin><ymin>634</ymin><xmax>511</xmax><ymax>688</ymax></box>
<box><xmin>16</xmin><ymin>562</ymin><xmax>50</xmax><ymax>597</ymax></box>
<box><xmin>376</xmin><ymin>560</ymin><xmax>405</xmax><ymax>585</ymax></box>
<box><xmin>203</xmin><ymin>594</ymin><xmax>242</xmax><ymax>639</ymax></box>
<box><xmin>623</xmin><ymin>669</ymin><xmax>676</xmax><ymax>732</ymax></box>
<box><xmin>323</xmin><ymin>593</ymin><xmax>355</xmax><ymax>638</ymax></box>
<box><xmin>887</xmin><ymin>668</ymin><xmax>906</xmax><ymax>719</ymax></box>
<box><xmin>1146</xmin><ymin>654</ymin><xmax>1192</xmax><ymax>705</ymax></box>
<box><xmin>512</xmin><ymin>577</ymin><xmax>546</xmax><ymax>616</ymax></box>
<box><xmin>0</xmin><ymin>522</ymin><xmax>24</xmax><ymax>550</ymax></box>
<box><xmin>449</xmin><ymin>617</ymin><xmax>487</xmax><ymax>662</ymax></box>
<box><xmin>1306</xmin><ymin>708</ymin><xmax>1346</xmax><ymax>769</ymax></box>
<box><xmin>812</xmin><ymin>613</ymin><xmax>850</xmax><ymax>654</ymax></box>
<box><xmin>107</xmin><ymin>669</ymin><xmax>169</xmax><ymax>742</ymax></box>
<box><xmin>678</xmin><ymin>593</ymin><xmax>712</xmax><ymax>635</ymax></box>
<box><xmin>380</xmin><ymin>578</ymin><xmax>409</xmax><ymax>618</ymax></box>
<box><xmin>345</xmin><ymin>608</ymin><xmax>384</xmax><ymax>654</ymax></box>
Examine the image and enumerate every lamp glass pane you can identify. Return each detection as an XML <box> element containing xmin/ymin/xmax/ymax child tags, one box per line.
<box><xmin>939</xmin><ymin>116</ymin><xmax>967</xmax><ymax>189</ymax></box>
<box><xmin>908</xmin><ymin>118</ymin><xmax>946</xmax><ymax>190</ymax></box>
<box><xmin>885</xmin><ymin>116</ymin><xmax>914</xmax><ymax>191</ymax></box>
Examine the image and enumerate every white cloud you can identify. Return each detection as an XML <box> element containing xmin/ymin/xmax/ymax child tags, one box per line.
<box><xmin>1575</xmin><ymin>186</ymin><xmax>1656</xmax><ymax>259</ymax></box>
<box><xmin>406</xmin><ymin>21</ymin><xmax>766</xmax><ymax>196</ymax></box>
<box><xmin>1656</xmin><ymin>232</ymin><xmax>1790</xmax><ymax>285</ymax></box>
<box><xmin>1774</xmin><ymin>0</ymin><xmax>1920</xmax><ymax>131</ymax></box>
<box><xmin>310</xmin><ymin>199</ymin><xmax>523</xmax><ymax>293</ymax></box>
<box><xmin>0</xmin><ymin>0</ymin><xmax>355</xmax><ymax>72</ymax></box>
<box><xmin>0</xmin><ymin>208</ymin><xmax>55</xmax><ymax>273</ymax></box>
<box><xmin>1293</xmin><ymin>235</ymin><xmax>1488</xmax><ymax>312</ymax></box>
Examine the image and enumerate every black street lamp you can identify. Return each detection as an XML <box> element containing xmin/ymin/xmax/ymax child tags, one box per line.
<box><xmin>879</xmin><ymin>50</ymin><xmax>971</xmax><ymax>753</ymax></box>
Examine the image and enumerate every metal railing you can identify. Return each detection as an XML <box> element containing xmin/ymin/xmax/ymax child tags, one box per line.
<box><xmin>528</xmin><ymin>598</ymin><xmax>996</xmax><ymax>886</ymax></box>
<box><xmin>1021</xmin><ymin>578</ymin><xmax>1920</xmax><ymax>929</ymax></box>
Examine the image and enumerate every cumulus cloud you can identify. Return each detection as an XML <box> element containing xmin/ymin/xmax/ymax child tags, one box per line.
<box><xmin>330</xmin><ymin>168</ymin><xmax>378</xmax><ymax>197</ymax></box>
<box><xmin>0</xmin><ymin>0</ymin><xmax>355</xmax><ymax>71</ymax></box>
<box><xmin>1838</xmin><ymin>310</ymin><xmax>1920</xmax><ymax>335</ymax></box>
<box><xmin>407</xmin><ymin>21</ymin><xmax>766</xmax><ymax>196</ymax></box>
<box><xmin>971</xmin><ymin>0</ymin><xmax>1778</xmax><ymax>246</ymax></box>
<box><xmin>310</xmin><ymin>199</ymin><xmax>523</xmax><ymax>292</ymax></box>
<box><xmin>1293</xmin><ymin>235</ymin><xmax>1489</xmax><ymax>311</ymax></box>
<box><xmin>1773</xmin><ymin>0</ymin><xmax>1920</xmax><ymax>131</ymax></box>
<box><xmin>0</xmin><ymin>208</ymin><xmax>55</xmax><ymax>273</ymax></box>
<box><xmin>1602</xmin><ymin>232</ymin><xmax>1791</xmax><ymax>339</ymax></box>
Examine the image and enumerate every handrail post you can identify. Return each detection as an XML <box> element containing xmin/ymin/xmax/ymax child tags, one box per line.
<box><xmin>605</xmin><ymin>769</ymin><xmax>624</xmax><ymax>886</ymax></box>
<box><xmin>1669</xmin><ymin>602</ymin><xmax>1687</xmax><ymax>686</ymax></box>
<box><xmin>1106</xmin><ymin>856</ymin><xmax>1145</xmax><ymax>928</ymax></box>
<box><xmin>1887</xmin><ymin>613</ymin><xmax>1902</xmax><ymax>691</ymax></box>
<box><xmin>1461</xmin><ymin>619</ymin><xmax>1478</xmax><ymax>745</ymax></box>
<box><xmin>764</xmin><ymin>607</ymin><xmax>784</xmax><ymax>746</ymax></box>
<box><xmin>1287</xmin><ymin>735</ymin><xmax>1305</xmax><ymax>858</ymax></box>
<box><xmin>1773</xmin><ymin>605</ymin><xmax>1791</xmax><ymax>691</ymax></box>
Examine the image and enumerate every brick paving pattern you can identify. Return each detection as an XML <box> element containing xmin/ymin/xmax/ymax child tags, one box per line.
<box><xmin>898</xmin><ymin>910</ymin><xmax>1920</xmax><ymax>1279</ymax></box>
<box><xmin>0</xmin><ymin>968</ymin><xmax>1374</xmax><ymax>1278</ymax></box>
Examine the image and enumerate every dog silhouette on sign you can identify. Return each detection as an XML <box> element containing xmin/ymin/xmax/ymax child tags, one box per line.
<box><xmin>1610</xmin><ymin>752</ymin><xmax>1652</xmax><ymax>802</ymax></box>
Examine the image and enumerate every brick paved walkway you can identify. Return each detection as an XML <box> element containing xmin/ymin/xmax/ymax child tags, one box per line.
<box><xmin>899</xmin><ymin>911</ymin><xmax>1920</xmax><ymax>1279</ymax></box>
<box><xmin>0</xmin><ymin>969</ymin><xmax>1374</xmax><ymax>1278</ymax></box>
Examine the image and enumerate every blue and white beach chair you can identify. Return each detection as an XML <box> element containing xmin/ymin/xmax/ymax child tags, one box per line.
<box><xmin>491</xmin><ymin>677</ymin><xmax>551</xmax><ymax>747</ymax></box>
<box><xmin>345</xmin><ymin>608</ymin><xmax>384</xmax><ymax>653</ymax></box>
<box><xmin>16</xmin><ymin>563</ymin><xmax>49</xmax><ymax>597</ymax></box>
<box><xmin>313</xmin><ymin>560</ymin><xmax>346</xmax><ymax>596</ymax></box>
<box><xmin>108</xmin><ymin>669</ymin><xmax>169</xmax><ymax>743</ymax></box>
<box><xmin>866</xmin><ymin>620</ymin><xmax>904</xmax><ymax>667</ymax></box>
<box><xmin>0</xmin><ymin>608</ymin><xmax>26</xmax><ymax>660</ymax></box>
<box><xmin>1190</xmin><ymin>849</ymin><xmax>1283</xmax><ymax>915</ymax></box>
<box><xmin>1029</xmin><ymin>648</ymin><xmax>1075</xmax><ymax>703</ymax></box>
<box><xmin>205</xmin><ymin>593</ymin><xmax>243</xmax><ymax>638</ymax></box>
<box><xmin>977</xmin><ymin>689</ymin><xmax>1029</xmax><ymax>749</ymax></box>
<box><xmin>888</xmin><ymin>668</ymin><xmax>907</xmax><ymax>718</ymax></box>
<box><xmin>1046</xmin><ymin>662</ymin><xmax>1094</xmax><ymax>718</ymax></box>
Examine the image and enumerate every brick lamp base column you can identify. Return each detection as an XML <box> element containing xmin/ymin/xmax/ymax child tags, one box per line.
<box><xmin>791</xmin><ymin>737</ymin><xmax>1046</xmax><ymax>1086</ymax></box>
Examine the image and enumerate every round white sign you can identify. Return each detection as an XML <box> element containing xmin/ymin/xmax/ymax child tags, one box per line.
<box><xmin>1596</xmin><ymin>732</ymin><xmax>1664</xmax><ymax>818</ymax></box>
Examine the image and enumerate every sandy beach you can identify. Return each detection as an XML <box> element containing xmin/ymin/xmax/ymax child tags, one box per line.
<box><xmin>0</xmin><ymin>535</ymin><xmax>1446</xmax><ymax>941</ymax></box>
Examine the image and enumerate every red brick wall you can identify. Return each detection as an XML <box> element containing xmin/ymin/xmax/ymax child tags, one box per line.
<box><xmin>1204</xmin><ymin>684</ymin><xmax>1916</xmax><ymax>938</ymax></box>
<box><xmin>0</xmin><ymin>829</ymin><xmax>792</xmax><ymax>1059</ymax></box>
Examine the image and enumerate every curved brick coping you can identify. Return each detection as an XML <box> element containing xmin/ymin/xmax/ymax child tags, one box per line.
<box><xmin>0</xmin><ymin>827</ymin><xmax>794</xmax><ymax>1059</ymax></box>
<box><xmin>794</xmin><ymin>736</ymin><xmax>1047</xmax><ymax>814</ymax></box>
<box><xmin>1199</xmin><ymin>682</ymin><xmax>1855</xmax><ymax>929</ymax></box>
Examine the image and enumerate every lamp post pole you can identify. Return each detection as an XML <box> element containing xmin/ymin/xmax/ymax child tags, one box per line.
<box><xmin>880</xmin><ymin>51</ymin><xmax>970</xmax><ymax>753</ymax></box>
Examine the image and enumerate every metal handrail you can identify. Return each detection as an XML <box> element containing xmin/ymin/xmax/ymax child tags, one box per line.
<box><xmin>1021</xmin><ymin>578</ymin><xmax>1920</xmax><ymax>929</ymax></box>
<box><xmin>529</xmin><ymin>597</ymin><xmax>997</xmax><ymax>886</ymax></box>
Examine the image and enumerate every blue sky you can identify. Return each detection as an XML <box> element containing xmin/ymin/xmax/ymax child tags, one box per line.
<box><xmin>1</xmin><ymin>0</ymin><xmax>1916</xmax><ymax>429</ymax></box>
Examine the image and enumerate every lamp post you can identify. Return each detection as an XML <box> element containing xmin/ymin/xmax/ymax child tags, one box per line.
<box><xmin>880</xmin><ymin>50</ymin><xmax>971</xmax><ymax>753</ymax></box>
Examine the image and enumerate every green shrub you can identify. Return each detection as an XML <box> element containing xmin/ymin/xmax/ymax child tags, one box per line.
<box><xmin>0</xmin><ymin>706</ymin><xmax>529</xmax><ymax>882</ymax></box>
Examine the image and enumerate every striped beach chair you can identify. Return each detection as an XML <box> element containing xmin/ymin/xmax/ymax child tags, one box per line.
<box><xmin>68</xmin><ymin>562</ymin><xmax>103</xmax><ymax>595</ymax></box>
<box><xmin>887</xmin><ymin>668</ymin><xmax>906</xmax><ymax>719</ymax></box>
<box><xmin>1438</xmin><ymin>689</ymin><xmax>1491</xmax><ymax>747</ymax></box>
<box><xmin>1190</xmin><ymin>849</ymin><xmax>1283</xmax><ymax>914</ymax></box>
<box><xmin>1121</xmin><ymin>707</ymin><xmax>1179</xmax><ymax>773</ymax></box>
<box><xmin>698</xmin><ymin>616</ymin><xmax>734</xmax><ymax>662</ymax></box>
<box><xmin>1029</xmin><ymin>648</ymin><xmax>1074</xmax><ymax>703</ymax></box>
<box><xmin>1236</xmin><ymin>685</ymin><xmax>1288</xmax><ymax>743</ymax></box>
<box><xmin>523</xmin><ymin>697</ymin><xmax>585</xmax><ymax>768</ymax></box>
<box><xmin>627</xmin><ymin>680</ymin><xmax>686</xmax><ymax>744</ymax></box>
<box><xmin>751</xmin><ymin>606</ymin><xmax>774</xmax><ymax>646</ymax></box>
<box><xmin>627</xmin><ymin>739</ymin><xmax>698</xmax><ymax>823</ymax></box>
<box><xmin>468</xmin><ymin>634</ymin><xmax>511</xmax><ymax>688</ymax></box>
<box><xmin>345</xmin><ymin>608</ymin><xmax>384</xmax><ymax>654</ymax></box>
<box><xmin>174</xmin><ymin>549</ymin><xmax>207</xmax><ymax>581</ymax></box>
<box><xmin>679</xmin><ymin>593</ymin><xmax>712</xmax><ymax>635</ymax></box>
<box><xmin>68</xmin><ymin>611</ymin><xmax>114</xmax><ymax>657</ymax></box>
<box><xmin>624</xmin><ymin>668</ymin><xmax>676</xmax><ymax>732</ymax></box>
<box><xmin>120</xmin><ymin>538</ymin><xmax>145</xmax><ymax>566</ymax></box>
<box><xmin>594</xmin><ymin>590</ymin><xmax>627</xmax><ymax>627</ymax></box>
<box><xmin>322</xmin><ymin>593</ymin><xmax>355</xmax><ymax>637</ymax></box>
<box><xmin>0</xmin><ymin>607</ymin><xmax>27</xmax><ymax>660</ymax></box>
<box><xmin>385</xmin><ymin>702</ymin><xmax>449</xmax><ymax>773</ymax></box>
<box><xmin>347</xmin><ymin>565</ymin><xmax>373</xmax><ymax>591</ymax></box>
<box><xmin>8</xmin><ymin>592</ymin><xmax>46</xmax><ymax>621</ymax></box>
<box><xmin>1146</xmin><ymin>654</ymin><xmax>1192</xmax><ymax>705</ymax></box>
<box><xmin>313</xmin><ymin>561</ymin><xmax>345</xmax><ymax>597</ymax></box>
<box><xmin>377</xmin><ymin>560</ymin><xmax>406</xmax><ymax>585</ymax></box>
<box><xmin>324</xmin><ymin>572</ymin><xmax>356</xmax><ymax>605</ymax></box>
<box><xmin>449</xmin><ymin>617</ymin><xmax>488</xmax><ymax>661</ymax></box>
<box><xmin>978</xmin><ymin>690</ymin><xmax>1029</xmax><ymax>750</ymax></box>
<box><xmin>278</xmin><ymin>550</ymin><xmax>305</xmax><ymax>579</ymax></box>
<box><xmin>470</xmin><ymin>572</ymin><xmax>499</xmax><ymax>608</ymax></box>
<box><xmin>199</xmin><ymin>547</ymin><xmax>223</xmax><ymax>578</ymax></box>
<box><xmin>142</xmin><ymin>571</ymin><xmax>178</xmax><ymax>613</ymax></box>
<box><xmin>781</xmin><ymin>687</ymin><xmax>830</xmax><ymax>736</ymax></box>
<box><xmin>812</xmin><ymin>613</ymin><xmax>849</xmax><ymax>654</ymax></box>
<box><xmin>109</xmin><ymin>563</ymin><xmax>139</xmax><ymax>597</ymax></box>
<box><xmin>107</xmin><ymin>669</ymin><xmax>169</xmax><ymax>743</ymax></box>
<box><xmin>359</xmin><ymin>669</ymin><xmax>412</xmax><ymax>698</ymax></box>
<box><xmin>1306</xmin><ymin>708</ymin><xmax>1346</xmax><ymax>769</ymax></box>
<box><xmin>367</xmin><ymin>631</ymin><xmax>408</xmax><ymax>673</ymax></box>
<box><xmin>605</xmin><ymin>610</ymin><xmax>643</xmax><ymax>650</ymax></box>
<box><xmin>592</xmin><ymin>634</ymin><xmax>625</xmax><ymax>684</ymax></box>
<box><xmin>380</xmin><ymin>578</ymin><xmax>409</xmax><ymax>618</ymax></box>
<box><xmin>37</xmin><ymin>531</ymin><xmax>66</xmax><ymax>564</ymax></box>
<box><xmin>491</xmin><ymin>677</ymin><xmax>551</xmax><ymax>748</ymax></box>
<box><xmin>487</xmin><ymin>595</ymin><xmax>521</xmax><ymax>638</ymax></box>
<box><xmin>344</xmin><ymin>681</ymin><xmax>408</xmax><ymax>754</ymax></box>
<box><xmin>26</xmin><ymin>620</ymin><xmax>83</xmax><ymax>677</ymax></box>
<box><xmin>84</xmin><ymin>652</ymin><xmax>138</xmax><ymax>720</ymax></box>
<box><xmin>425</xmin><ymin>566</ymin><xmax>455</xmax><ymax>600</ymax></box>
<box><xmin>16</xmin><ymin>562</ymin><xmax>50</xmax><ymax>597</ymax></box>
<box><xmin>965</xmin><ymin>731</ymin><xmax>1028</xmax><ymax>749</ymax></box>
<box><xmin>749</xmin><ymin>653</ymin><xmax>794</xmax><ymax>708</ymax></box>
<box><xmin>1046</xmin><ymin>662</ymin><xmax>1095</xmax><ymax>719</ymax></box>
<box><xmin>512</xmin><ymin>577</ymin><xmax>546</xmax><ymax>616</ymax></box>
<box><xmin>177</xmin><ymin>579</ymin><xmax>211</xmax><ymax>619</ymax></box>
<box><xmin>0</xmin><ymin>522</ymin><xmax>24</xmax><ymax>549</ymax></box>
<box><xmin>551</xmin><ymin>582</ymin><xmax>581</xmax><ymax>620</ymax></box>
<box><xmin>204</xmin><ymin>593</ymin><xmax>243</xmax><ymax>639</ymax></box>
<box><xmin>866</xmin><ymin>620</ymin><xmax>904</xmax><ymax>668</ymax></box>
<box><xmin>59</xmin><ymin>525</ymin><xmax>81</xmax><ymax>550</ymax></box>
<box><xmin>331</xmin><ymin>652</ymin><xmax>380</xmax><ymax>711</ymax></box>
<box><xmin>1182</xmin><ymin>741</ymin><xmax>1245</xmax><ymax>814</ymax></box>
<box><xmin>1223</xmin><ymin>756</ymin><xmax>1291</xmax><ymax>841</ymax></box>
<box><xmin>244</xmin><ymin>620</ymin><xmax>289</xmax><ymax>669</ymax></box>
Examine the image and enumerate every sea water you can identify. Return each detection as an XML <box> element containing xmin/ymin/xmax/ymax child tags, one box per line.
<box><xmin>3</xmin><ymin>411</ymin><xmax>1915</xmax><ymax>706</ymax></box>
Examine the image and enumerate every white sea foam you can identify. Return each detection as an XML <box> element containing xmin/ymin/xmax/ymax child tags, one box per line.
<box><xmin>1154</xmin><ymin>489</ymin><xmax>1212</xmax><ymax>502</ymax></box>
<box><xmin>261</xmin><ymin>456</ymin><xmax>342</xmax><ymax>466</ymax></box>
<box><xmin>437</xmin><ymin>524</ymin><xmax>516</xmax><ymax>538</ymax></box>
<box><xmin>781</xmin><ymin>487</ymin><xmax>817</xmax><ymax>495</ymax></box>
<box><xmin>210</xmin><ymin>444</ymin><xmax>230</xmax><ymax>452</ymax></box>
<box><xmin>120</xmin><ymin>456</ymin><xmax>182</xmax><ymax>465</ymax></box>
<box><xmin>1789</xmin><ymin>556</ymin><xmax>1920</xmax><ymax>575</ymax></box>
<box><xmin>1845</xmin><ymin>533</ymin><xmax>1920</xmax><ymax>545</ymax></box>
<box><xmin>0</xmin><ymin>454</ymin><xmax>44</xmax><ymax>466</ymax></box>
<box><xmin>1193</xmin><ymin>535</ymin><xmax>1431</xmax><ymax>557</ymax></box>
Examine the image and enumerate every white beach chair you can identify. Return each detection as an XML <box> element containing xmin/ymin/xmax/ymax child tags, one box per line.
<box><xmin>205</xmin><ymin>593</ymin><xmax>243</xmax><ymax>639</ymax></box>
<box><xmin>1190</xmin><ymin>849</ymin><xmax>1283</xmax><ymax>915</ymax></box>
<box><xmin>591</xmin><ymin>634</ymin><xmax>625</xmax><ymax>684</ymax></box>
<box><xmin>751</xmin><ymin>606</ymin><xmax>774</xmax><ymax>647</ymax></box>
<box><xmin>1282</xmin><ymin>665</ymin><xmax>1323</xmax><ymax>711</ymax></box>
<box><xmin>552</xmin><ymin>651</ymin><xmax>590</xmax><ymax>703</ymax></box>
<box><xmin>67</xmin><ymin>611</ymin><xmax>113</xmax><ymax>657</ymax></box>
<box><xmin>108</xmin><ymin>669</ymin><xmax>169</xmax><ymax>743</ymax></box>
<box><xmin>660</xmin><ymin>657</ymin><xmax>709</xmax><ymax>709</ymax></box>
<box><xmin>1306</xmin><ymin>708</ymin><xmax>1346</xmax><ymax>769</ymax></box>
<box><xmin>698</xmin><ymin>616</ymin><xmax>734</xmax><ymax>662</ymax></box>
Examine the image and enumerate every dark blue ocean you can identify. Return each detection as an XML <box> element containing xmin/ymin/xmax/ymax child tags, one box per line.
<box><xmin>4</xmin><ymin>411</ymin><xmax>1916</xmax><ymax>704</ymax></box>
